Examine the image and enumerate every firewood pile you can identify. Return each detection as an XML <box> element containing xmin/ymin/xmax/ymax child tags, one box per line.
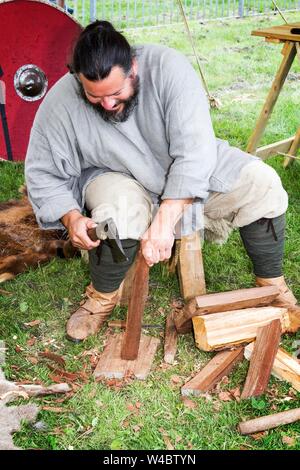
<box><xmin>164</xmin><ymin>285</ymin><xmax>300</xmax><ymax>433</ymax></box>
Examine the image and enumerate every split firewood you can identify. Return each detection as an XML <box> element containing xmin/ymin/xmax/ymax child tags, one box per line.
<box><xmin>164</xmin><ymin>312</ymin><xmax>178</xmax><ymax>364</ymax></box>
<box><xmin>241</xmin><ymin>319</ymin><xmax>281</xmax><ymax>399</ymax></box>
<box><xmin>173</xmin><ymin>286</ymin><xmax>280</xmax><ymax>334</ymax></box>
<box><xmin>173</xmin><ymin>300</ymin><xmax>196</xmax><ymax>334</ymax></box>
<box><xmin>238</xmin><ymin>408</ymin><xmax>300</xmax><ymax>435</ymax></box>
<box><xmin>244</xmin><ymin>343</ymin><xmax>300</xmax><ymax>392</ymax></box>
<box><xmin>177</xmin><ymin>231</ymin><xmax>206</xmax><ymax>301</ymax></box>
<box><xmin>181</xmin><ymin>348</ymin><xmax>244</xmax><ymax>396</ymax></box>
<box><xmin>193</xmin><ymin>306</ymin><xmax>290</xmax><ymax>351</ymax></box>
<box><xmin>287</xmin><ymin>306</ymin><xmax>300</xmax><ymax>333</ymax></box>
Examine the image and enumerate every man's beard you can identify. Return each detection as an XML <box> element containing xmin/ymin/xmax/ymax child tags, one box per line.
<box><xmin>78</xmin><ymin>75</ymin><xmax>140</xmax><ymax>123</ymax></box>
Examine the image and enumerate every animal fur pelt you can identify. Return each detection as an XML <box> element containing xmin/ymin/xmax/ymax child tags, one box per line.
<box><xmin>203</xmin><ymin>214</ymin><xmax>234</xmax><ymax>245</ymax></box>
<box><xmin>0</xmin><ymin>189</ymin><xmax>78</xmax><ymax>283</ymax></box>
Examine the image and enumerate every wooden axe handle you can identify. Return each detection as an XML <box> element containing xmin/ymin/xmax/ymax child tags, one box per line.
<box><xmin>87</xmin><ymin>227</ymin><xmax>98</xmax><ymax>242</ymax></box>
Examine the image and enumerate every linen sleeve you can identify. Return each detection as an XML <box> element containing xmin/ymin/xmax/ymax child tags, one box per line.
<box><xmin>25</xmin><ymin>127</ymin><xmax>81</xmax><ymax>230</ymax></box>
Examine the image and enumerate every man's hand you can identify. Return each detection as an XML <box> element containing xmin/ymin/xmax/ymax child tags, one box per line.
<box><xmin>141</xmin><ymin>198</ymin><xmax>193</xmax><ymax>267</ymax></box>
<box><xmin>141</xmin><ymin>223</ymin><xmax>174</xmax><ymax>267</ymax></box>
<box><xmin>61</xmin><ymin>210</ymin><xmax>100</xmax><ymax>250</ymax></box>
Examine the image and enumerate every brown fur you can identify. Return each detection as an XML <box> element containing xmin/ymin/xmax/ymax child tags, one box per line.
<box><xmin>0</xmin><ymin>193</ymin><xmax>78</xmax><ymax>283</ymax></box>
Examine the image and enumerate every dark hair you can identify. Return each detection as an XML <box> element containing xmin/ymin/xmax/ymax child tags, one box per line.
<box><xmin>70</xmin><ymin>20</ymin><xmax>133</xmax><ymax>81</ymax></box>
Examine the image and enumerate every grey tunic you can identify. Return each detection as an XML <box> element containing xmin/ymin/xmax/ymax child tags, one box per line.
<box><xmin>25</xmin><ymin>44</ymin><xmax>257</xmax><ymax>234</ymax></box>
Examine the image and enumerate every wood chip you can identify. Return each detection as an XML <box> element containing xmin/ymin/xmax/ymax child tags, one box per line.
<box><xmin>39</xmin><ymin>351</ymin><xmax>66</xmax><ymax>367</ymax></box>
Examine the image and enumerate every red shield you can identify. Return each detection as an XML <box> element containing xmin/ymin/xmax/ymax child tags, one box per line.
<box><xmin>0</xmin><ymin>0</ymin><xmax>82</xmax><ymax>161</ymax></box>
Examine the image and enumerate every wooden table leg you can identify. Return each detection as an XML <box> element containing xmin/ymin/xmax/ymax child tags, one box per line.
<box><xmin>247</xmin><ymin>41</ymin><xmax>296</xmax><ymax>155</ymax></box>
<box><xmin>121</xmin><ymin>251</ymin><xmax>149</xmax><ymax>360</ymax></box>
<box><xmin>283</xmin><ymin>127</ymin><xmax>300</xmax><ymax>168</ymax></box>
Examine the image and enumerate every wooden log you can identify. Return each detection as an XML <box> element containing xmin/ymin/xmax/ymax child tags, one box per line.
<box><xmin>177</xmin><ymin>231</ymin><xmax>206</xmax><ymax>301</ymax></box>
<box><xmin>287</xmin><ymin>306</ymin><xmax>300</xmax><ymax>333</ymax></box>
<box><xmin>241</xmin><ymin>319</ymin><xmax>281</xmax><ymax>399</ymax></box>
<box><xmin>174</xmin><ymin>286</ymin><xmax>280</xmax><ymax>333</ymax></box>
<box><xmin>244</xmin><ymin>344</ymin><xmax>300</xmax><ymax>392</ymax></box>
<box><xmin>164</xmin><ymin>312</ymin><xmax>178</xmax><ymax>364</ymax></box>
<box><xmin>181</xmin><ymin>348</ymin><xmax>244</xmax><ymax>396</ymax></box>
<box><xmin>193</xmin><ymin>306</ymin><xmax>290</xmax><ymax>352</ymax></box>
<box><xmin>121</xmin><ymin>252</ymin><xmax>149</xmax><ymax>360</ymax></box>
<box><xmin>238</xmin><ymin>408</ymin><xmax>300</xmax><ymax>435</ymax></box>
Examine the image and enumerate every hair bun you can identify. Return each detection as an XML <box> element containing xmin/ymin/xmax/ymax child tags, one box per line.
<box><xmin>91</xmin><ymin>20</ymin><xmax>116</xmax><ymax>33</ymax></box>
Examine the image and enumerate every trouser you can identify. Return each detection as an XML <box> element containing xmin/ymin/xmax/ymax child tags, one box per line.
<box><xmin>84</xmin><ymin>161</ymin><xmax>288</xmax><ymax>292</ymax></box>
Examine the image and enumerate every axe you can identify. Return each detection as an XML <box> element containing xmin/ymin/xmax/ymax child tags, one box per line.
<box><xmin>87</xmin><ymin>217</ymin><xmax>128</xmax><ymax>264</ymax></box>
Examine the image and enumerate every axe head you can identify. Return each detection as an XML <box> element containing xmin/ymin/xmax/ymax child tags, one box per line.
<box><xmin>95</xmin><ymin>218</ymin><xmax>128</xmax><ymax>264</ymax></box>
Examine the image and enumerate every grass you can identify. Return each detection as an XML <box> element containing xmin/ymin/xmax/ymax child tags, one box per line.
<box><xmin>1</xmin><ymin>13</ymin><xmax>300</xmax><ymax>450</ymax></box>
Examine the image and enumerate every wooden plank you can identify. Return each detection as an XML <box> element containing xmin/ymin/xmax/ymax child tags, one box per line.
<box><xmin>177</xmin><ymin>231</ymin><xmax>206</xmax><ymax>301</ymax></box>
<box><xmin>164</xmin><ymin>312</ymin><xmax>178</xmax><ymax>364</ymax></box>
<box><xmin>173</xmin><ymin>299</ymin><xmax>197</xmax><ymax>334</ymax></box>
<box><xmin>241</xmin><ymin>319</ymin><xmax>281</xmax><ymax>399</ymax></box>
<box><xmin>181</xmin><ymin>348</ymin><xmax>244</xmax><ymax>396</ymax></box>
<box><xmin>252</xmin><ymin>23</ymin><xmax>300</xmax><ymax>42</ymax></box>
<box><xmin>174</xmin><ymin>286</ymin><xmax>279</xmax><ymax>334</ymax></box>
<box><xmin>94</xmin><ymin>333</ymin><xmax>160</xmax><ymax>380</ymax></box>
<box><xmin>194</xmin><ymin>286</ymin><xmax>279</xmax><ymax>313</ymax></box>
<box><xmin>193</xmin><ymin>306</ymin><xmax>289</xmax><ymax>352</ymax></box>
<box><xmin>238</xmin><ymin>408</ymin><xmax>300</xmax><ymax>435</ymax></box>
<box><xmin>246</xmin><ymin>41</ymin><xmax>296</xmax><ymax>154</ymax></box>
<box><xmin>254</xmin><ymin>136</ymin><xmax>294</xmax><ymax>160</ymax></box>
<box><xmin>244</xmin><ymin>344</ymin><xmax>300</xmax><ymax>392</ymax></box>
<box><xmin>121</xmin><ymin>252</ymin><xmax>149</xmax><ymax>360</ymax></box>
<box><xmin>283</xmin><ymin>128</ymin><xmax>300</xmax><ymax>167</ymax></box>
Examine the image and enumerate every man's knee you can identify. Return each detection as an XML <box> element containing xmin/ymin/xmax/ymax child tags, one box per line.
<box><xmin>85</xmin><ymin>172</ymin><xmax>153</xmax><ymax>239</ymax></box>
<box><xmin>231</xmin><ymin>161</ymin><xmax>288</xmax><ymax>227</ymax></box>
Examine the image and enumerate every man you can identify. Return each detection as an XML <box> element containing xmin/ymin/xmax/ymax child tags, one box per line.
<box><xmin>25</xmin><ymin>20</ymin><xmax>296</xmax><ymax>342</ymax></box>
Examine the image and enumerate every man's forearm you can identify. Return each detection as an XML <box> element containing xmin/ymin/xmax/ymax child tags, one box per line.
<box><xmin>151</xmin><ymin>198</ymin><xmax>193</xmax><ymax>233</ymax></box>
<box><xmin>61</xmin><ymin>209</ymin><xmax>82</xmax><ymax>230</ymax></box>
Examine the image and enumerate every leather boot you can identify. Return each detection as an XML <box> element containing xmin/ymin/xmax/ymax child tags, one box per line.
<box><xmin>256</xmin><ymin>275</ymin><xmax>297</xmax><ymax>308</ymax></box>
<box><xmin>66</xmin><ymin>282</ymin><xmax>123</xmax><ymax>342</ymax></box>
